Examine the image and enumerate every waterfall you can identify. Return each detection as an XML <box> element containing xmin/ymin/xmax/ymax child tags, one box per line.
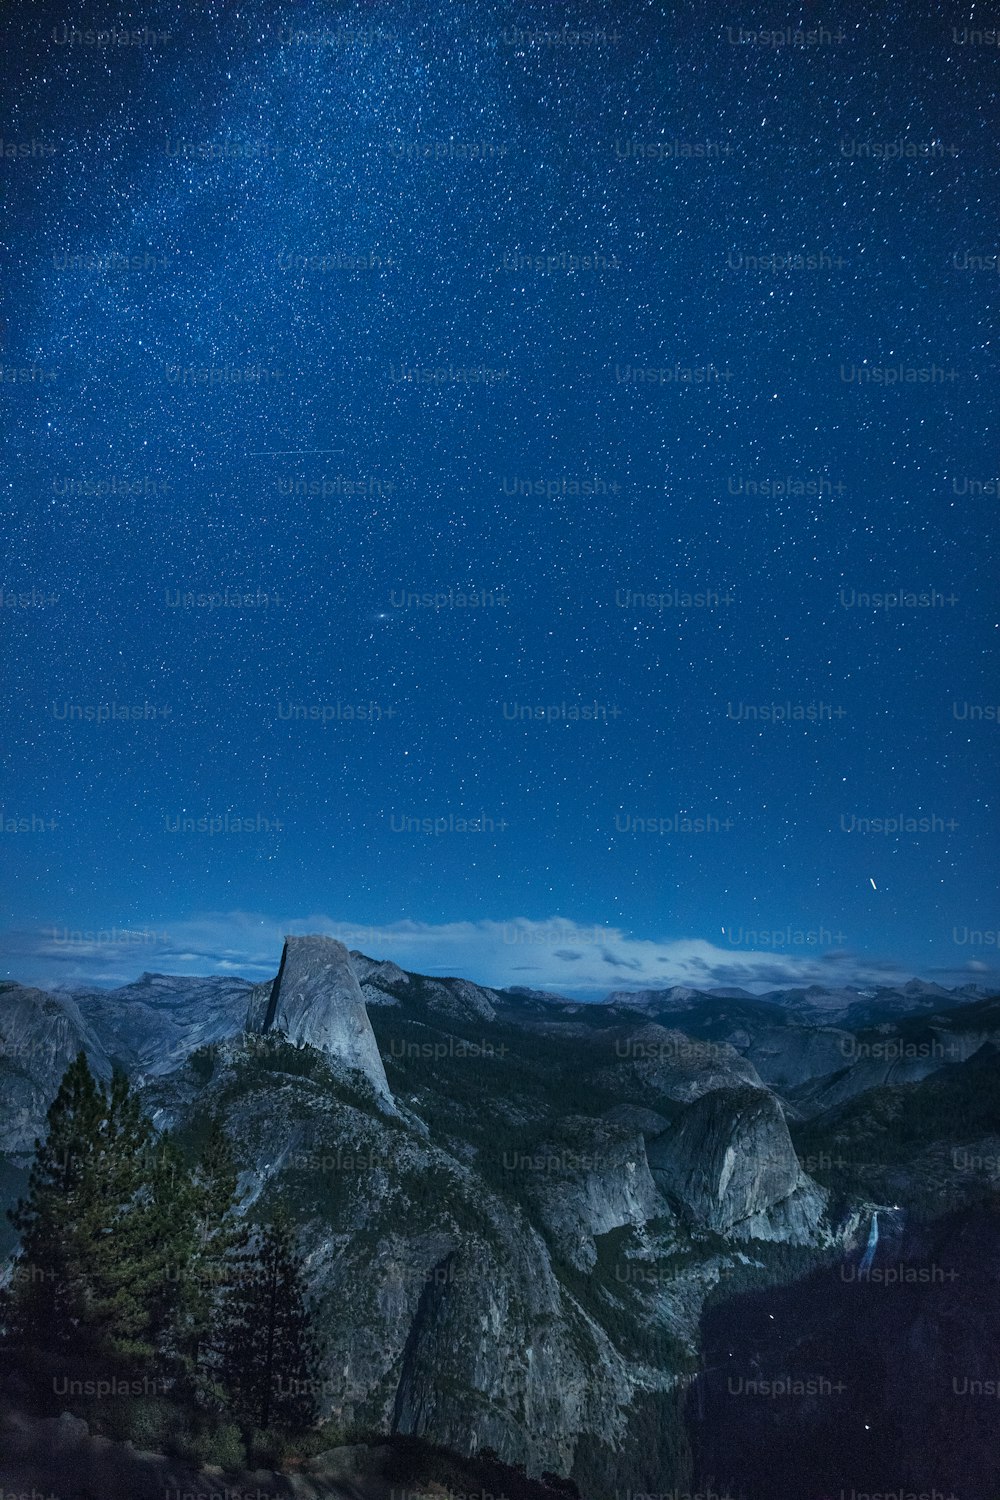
<box><xmin>859</xmin><ymin>1211</ymin><xmax>879</xmax><ymax>1273</ymax></box>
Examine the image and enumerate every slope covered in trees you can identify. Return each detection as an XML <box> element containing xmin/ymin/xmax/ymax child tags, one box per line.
<box><xmin>0</xmin><ymin>1053</ymin><xmax>320</xmax><ymax>1468</ymax></box>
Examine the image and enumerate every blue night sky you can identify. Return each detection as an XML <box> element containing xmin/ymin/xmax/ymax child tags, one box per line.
<box><xmin>1</xmin><ymin>0</ymin><xmax>998</xmax><ymax>992</ymax></box>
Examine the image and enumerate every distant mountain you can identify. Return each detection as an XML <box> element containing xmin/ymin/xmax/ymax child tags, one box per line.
<box><xmin>66</xmin><ymin>970</ymin><xmax>252</xmax><ymax>1078</ymax></box>
<box><xmin>0</xmin><ymin>980</ymin><xmax>111</xmax><ymax>1166</ymax></box>
<box><xmin>603</xmin><ymin>977</ymin><xmax>990</xmax><ymax>1027</ymax></box>
<box><xmin>246</xmin><ymin>935</ymin><xmax>395</xmax><ymax>1107</ymax></box>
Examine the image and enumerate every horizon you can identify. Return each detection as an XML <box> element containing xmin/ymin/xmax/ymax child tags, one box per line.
<box><xmin>4</xmin><ymin>916</ymin><xmax>998</xmax><ymax>997</ymax></box>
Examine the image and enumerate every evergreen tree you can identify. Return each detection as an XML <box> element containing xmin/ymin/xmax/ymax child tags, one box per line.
<box><xmin>78</xmin><ymin>1070</ymin><xmax>183</xmax><ymax>1361</ymax></box>
<box><xmin>220</xmin><ymin>1205</ymin><xmax>320</xmax><ymax>1436</ymax></box>
<box><xmin>168</xmin><ymin>1117</ymin><xmax>247</xmax><ymax>1407</ymax></box>
<box><xmin>4</xmin><ymin>1054</ymin><xmax>191</xmax><ymax>1374</ymax></box>
<box><xmin>3</xmin><ymin>1056</ymin><xmax>319</xmax><ymax>1452</ymax></box>
<box><xmin>3</xmin><ymin>1052</ymin><xmax>106</xmax><ymax>1358</ymax></box>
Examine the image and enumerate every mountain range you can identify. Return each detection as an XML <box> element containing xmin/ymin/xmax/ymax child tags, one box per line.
<box><xmin>2</xmin><ymin>938</ymin><xmax>999</xmax><ymax>1497</ymax></box>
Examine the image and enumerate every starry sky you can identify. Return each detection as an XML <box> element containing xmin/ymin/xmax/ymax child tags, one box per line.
<box><xmin>2</xmin><ymin>0</ymin><xmax>998</xmax><ymax>993</ymax></box>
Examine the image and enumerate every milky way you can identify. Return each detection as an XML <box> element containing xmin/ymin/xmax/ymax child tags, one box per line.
<box><xmin>2</xmin><ymin>0</ymin><xmax>997</xmax><ymax>990</ymax></box>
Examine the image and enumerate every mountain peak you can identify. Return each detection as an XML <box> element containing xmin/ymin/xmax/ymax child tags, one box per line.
<box><xmin>245</xmin><ymin>935</ymin><xmax>394</xmax><ymax>1108</ymax></box>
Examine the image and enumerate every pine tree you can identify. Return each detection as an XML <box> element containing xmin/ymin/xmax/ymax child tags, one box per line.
<box><xmin>4</xmin><ymin>1054</ymin><xmax>191</xmax><ymax>1378</ymax></box>
<box><xmin>168</xmin><ymin>1117</ymin><xmax>247</xmax><ymax>1408</ymax></box>
<box><xmin>4</xmin><ymin>1052</ymin><xmax>106</xmax><ymax>1360</ymax></box>
<box><xmin>220</xmin><ymin>1205</ymin><xmax>320</xmax><ymax>1437</ymax></box>
<box><xmin>77</xmin><ymin>1070</ymin><xmax>178</xmax><ymax>1360</ymax></box>
<box><xmin>3</xmin><ymin>1056</ymin><xmax>319</xmax><ymax>1449</ymax></box>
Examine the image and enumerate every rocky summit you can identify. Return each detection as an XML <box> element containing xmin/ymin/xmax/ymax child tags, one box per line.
<box><xmin>245</xmin><ymin>935</ymin><xmax>395</xmax><ymax>1108</ymax></box>
<box><xmin>646</xmin><ymin>1085</ymin><xmax>826</xmax><ymax>1240</ymax></box>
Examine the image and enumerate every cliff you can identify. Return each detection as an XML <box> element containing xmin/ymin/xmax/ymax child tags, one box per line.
<box><xmin>245</xmin><ymin>935</ymin><xmax>394</xmax><ymax>1108</ymax></box>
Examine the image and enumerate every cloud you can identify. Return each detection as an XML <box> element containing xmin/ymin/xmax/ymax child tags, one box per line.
<box><xmin>2</xmin><ymin>912</ymin><xmax>995</xmax><ymax>996</ymax></box>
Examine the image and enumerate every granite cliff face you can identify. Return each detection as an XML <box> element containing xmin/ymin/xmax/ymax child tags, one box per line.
<box><xmin>72</xmin><ymin>971</ymin><xmax>251</xmax><ymax>1080</ymax></box>
<box><xmin>646</xmin><ymin>1086</ymin><xmax>827</xmax><ymax>1241</ymax></box>
<box><xmin>598</xmin><ymin>1022</ymin><xmax>766</xmax><ymax>1104</ymax></box>
<box><xmin>516</xmin><ymin>1116</ymin><xmax>669</xmax><ymax>1271</ymax></box>
<box><xmin>245</xmin><ymin>936</ymin><xmax>394</xmax><ymax>1108</ymax></box>
<box><xmin>142</xmin><ymin>1033</ymin><xmax>663</xmax><ymax>1482</ymax></box>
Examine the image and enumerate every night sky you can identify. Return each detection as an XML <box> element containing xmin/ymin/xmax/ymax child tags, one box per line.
<box><xmin>2</xmin><ymin>0</ymin><xmax>998</xmax><ymax>992</ymax></box>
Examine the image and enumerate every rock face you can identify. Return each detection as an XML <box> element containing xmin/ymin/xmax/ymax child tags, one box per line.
<box><xmin>601</xmin><ymin>1023</ymin><xmax>766</xmax><ymax>1104</ymax></box>
<box><xmin>517</xmin><ymin>1117</ymin><xmax>670</xmax><ymax>1270</ymax></box>
<box><xmin>245</xmin><ymin>936</ymin><xmax>394</xmax><ymax>1108</ymax></box>
<box><xmin>422</xmin><ymin>977</ymin><xmax>498</xmax><ymax>1023</ymax></box>
<box><xmin>147</xmin><ymin>1042</ymin><xmax>654</xmax><ymax>1483</ymax></box>
<box><xmin>647</xmin><ymin>1086</ymin><xmax>826</xmax><ymax>1240</ymax></box>
<box><xmin>348</xmin><ymin>956</ymin><xmax>500</xmax><ymax>1024</ymax></box>
<box><xmin>349</xmin><ymin>952</ymin><xmax>411</xmax><ymax>988</ymax></box>
<box><xmin>71</xmin><ymin>972</ymin><xmax>251</xmax><ymax>1079</ymax></box>
<box><xmin>0</xmin><ymin>982</ymin><xmax>112</xmax><ymax>1164</ymax></box>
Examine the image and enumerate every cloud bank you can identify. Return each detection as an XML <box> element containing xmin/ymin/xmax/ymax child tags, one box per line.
<box><xmin>2</xmin><ymin>912</ymin><xmax>993</xmax><ymax>995</ymax></box>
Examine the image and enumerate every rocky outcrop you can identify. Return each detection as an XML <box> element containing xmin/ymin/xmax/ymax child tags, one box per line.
<box><xmin>0</xmin><ymin>982</ymin><xmax>111</xmax><ymax>1163</ymax></box>
<box><xmin>71</xmin><ymin>971</ymin><xmax>251</xmax><ymax>1079</ymax></box>
<box><xmin>0</xmin><ymin>1409</ymin><xmax>572</xmax><ymax>1500</ymax></box>
<box><xmin>359</xmin><ymin>983</ymin><xmax>404</xmax><ymax>1009</ymax></box>
<box><xmin>245</xmin><ymin>936</ymin><xmax>394</xmax><ymax>1108</ymax></box>
<box><xmin>647</xmin><ymin>1086</ymin><xmax>826</xmax><ymax>1241</ymax></box>
<box><xmin>146</xmin><ymin>1038</ymin><xmax>656</xmax><ymax>1484</ymax></box>
<box><xmin>349</xmin><ymin>952</ymin><xmax>412</xmax><ymax>989</ymax></box>
<box><xmin>736</xmin><ymin>1022</ymin><xmax>856</xmax><ymax>1094</ymax></box>
<box><xmin>387</xmin><ymin>1226</ymin><xmax>643</xmax><ymax>1475</ymax></box>
<box><xmin>602</xmin><ymin>1023</ymin><xmax>766</xmax><ymax>1104</ymax></box>
<box><xmin>515</xmin><ymin>1117</ymin><xmax>670</xmax><ymax>1269</ymax></box>
<box><xmin>424</xmin><ymin>977</ymin><xmax>499</xmax><ymax>1023</ymax></box>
